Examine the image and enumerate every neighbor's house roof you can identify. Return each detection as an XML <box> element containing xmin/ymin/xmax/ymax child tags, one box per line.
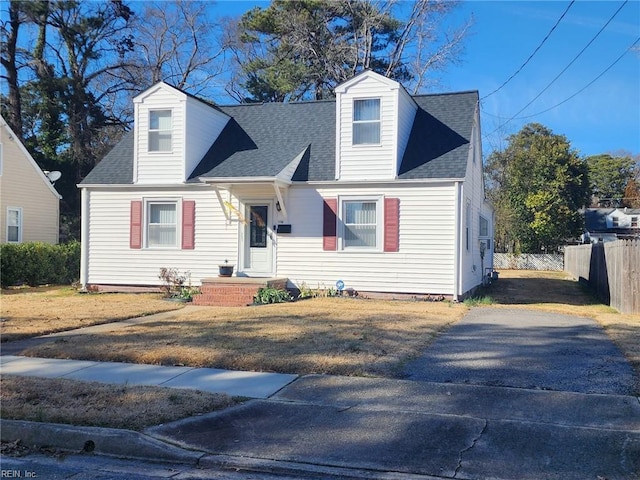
<box><xmin>80</xmin><ymin>89</ymin><xmax>478</xmax><ymax>186</ymax></box>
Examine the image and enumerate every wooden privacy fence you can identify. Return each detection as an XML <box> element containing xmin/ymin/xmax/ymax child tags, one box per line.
<box><xmin>564</xmin><ymin>239</ymin><xmax>640</xmax><ymax>314</ymax></box>
<box><xmin>493</xmin><ymin>253</ymin><xmax>564</xmax><ymax>271</ymax></box>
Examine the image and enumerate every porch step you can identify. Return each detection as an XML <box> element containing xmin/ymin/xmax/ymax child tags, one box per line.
<box><xmin>193</xmin><ymin>277</ymin><xmax>289</xmax><ymax>307</ymax></box>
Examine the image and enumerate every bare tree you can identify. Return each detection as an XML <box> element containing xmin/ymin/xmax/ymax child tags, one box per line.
<box><xmin>128</xmin><ymin>0</ymin><xmax>227</xmax><ymax>99</ymax></box>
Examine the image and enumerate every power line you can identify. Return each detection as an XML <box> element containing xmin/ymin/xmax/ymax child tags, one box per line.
<box><xmin>483</xmin><ymin>0</ymin><xmax>629</xmax><ymax>139</ymax></box>
<box><xmin>481</xmin><ymin>0</ymin><xmax>575</xmax><ymax>101</ymax></box>
<box><xmin>483</xmin><ymin>36</ymin><xmax>640</xmax><ymax>121</ymax></box>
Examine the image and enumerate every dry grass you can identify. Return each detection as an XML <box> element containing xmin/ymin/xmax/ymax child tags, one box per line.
<box><xmin>21</xmin><ymin>298</ymin><xmax>467</xmax><ymax>377</ymax></box>
<box><xmin>0</xmin><ymin>375</ymin><xmax>235</xmax><ymax>431</ymax></box>
<box><xmin>0</xmin><ymin>287</ymin><xmax>183</xmax><ymax>342</ymax></box>
<box><xmin>2</xmin><ymin>272</ymin><xmax>639</xmax><ymax>430</ymax></box>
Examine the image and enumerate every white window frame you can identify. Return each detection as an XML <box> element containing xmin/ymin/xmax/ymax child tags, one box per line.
<box><xmin>352</xmin><ymin>98</ymin><xmax>381</xmax><ymax>146</ymax></box>
<box><xmin>479</xmin><ymin>215</ymin><xmax>491</xmax><ymax>251</ymax></box>
<box><xmin>338</xmin><ymin>195</ymin><xmax>383</xmax><ymax>252</ymax></box>
<box><xmin>148</xmin><ymin>109</ymin><xmax>173</xmax><ymax>153</ymax></box>
<box><xmin>611</xmin><ymin>216</ymin><xmax>619</xmax><ymax>227</ymax></box>
<box><xmin>465</xmin><ymin>201</ymin><xmax>471</xmax><ymax>251</ymax></box>
<box><xmin>145</xmin><ymin>199</ymin><xmax>180</xmax><ymax>249</ymax></box>
<box><xmin>6</xmin><ymin>207</ymin><xmax>22</xmax><ymax>243</ymax></box>
<box><xmin>631</xmin><ymin>216</ymin><xmax>638</xmax><ymax>228</ymax></box>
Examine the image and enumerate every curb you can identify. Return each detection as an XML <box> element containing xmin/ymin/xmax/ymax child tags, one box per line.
<box><xmin>0</xmin><ymin>419</ymin><xmax>203</xmax><ymax>465</ymax></box>
<box><xmin>199</xmin><ymin>453</ymin><xmax>445</xmax><ymax>480</ymax></box>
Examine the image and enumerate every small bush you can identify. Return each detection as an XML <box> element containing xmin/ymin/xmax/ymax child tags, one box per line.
<box><xmin>254</xmin><ymin>287</ymin><xmax>292</xmax><ymax>304</ymax></box>
<box><xmin>0</xmin><ymin>241</ymin><xmax>80</xmax><ymax>288</ymax></box>
<box><xmin>158</xmin><ymin>268</ymin><xmax>198</xmax><ymax>300</ymax></box>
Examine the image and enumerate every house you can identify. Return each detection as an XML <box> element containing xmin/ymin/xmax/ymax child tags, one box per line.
<box><xmin>0</xmin><ymin>116</ymin><xmax>60</xmax><ymax>244</ymax></box>
<box><xmin>78</xmin><ymin>71</ymin><xmax>493</xmax><ymax>304</ymax></box>
<box><xmin>582</xmin><ymin>207</ymin><xmax>640</xmax><ymax>243</ymax></box>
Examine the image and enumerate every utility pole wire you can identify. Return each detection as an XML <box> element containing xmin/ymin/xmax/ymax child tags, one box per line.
<box><xmin>483</xmin><ymin>0</ymin><xmax>629</xmax><ymax>139</ymax></box>
<box><xmin>481</xmin><ymin>0</ymin><xmax>575</xmax><ymax>101</ymax></box>
<box><xmin>483</xmin><ymin>36</ymin><xmax>640</xmax><ymax>121</ymax></box>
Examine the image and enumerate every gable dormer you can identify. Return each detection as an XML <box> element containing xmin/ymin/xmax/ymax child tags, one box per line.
<box><xmin>334</xmin><ymin>71</ymin><xmax>417</xmax><ymax>181</ymax></box>
<box><xmin>133</xmin><ymin>82</ymin><xmax>229</xmax><ymax>184</ymax></box>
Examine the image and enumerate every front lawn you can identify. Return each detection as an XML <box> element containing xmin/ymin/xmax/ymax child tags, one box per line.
<box><xmin>0</xmin><ymin>286</ymin><xmax>183</xmax><ymax>342</ymax></box>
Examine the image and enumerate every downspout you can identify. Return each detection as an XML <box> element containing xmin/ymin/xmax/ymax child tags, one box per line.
<box><xmin>453</xmin><ymin>181</ymin><xmax>462</xmax><ymax>302</ymax></box>
<box><xmin>79</xmin><ymin>187</ymin><xmax>89</xmax><ymax>291</ymax></box>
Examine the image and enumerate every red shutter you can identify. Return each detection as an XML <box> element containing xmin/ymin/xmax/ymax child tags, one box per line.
<box><xmin>323</xmin><ymin>198</ymin><xmax>338</xmax><ymax>251</ymax></box>
<box><xmin>182</xmin><ymin>200</ymin><xmax>195</xmax><ymax>250</ymax></box>
<box><xmin>384</xmin><ymin>197</ymin><xmax>400</xmax><ymax>252</ymax></box>
<box><xmin>130</xmin><ymin>201</ymin><xmax>143</xmax><ymax>249</ymax></box>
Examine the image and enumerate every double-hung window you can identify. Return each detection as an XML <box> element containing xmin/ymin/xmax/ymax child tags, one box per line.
<box><xmin>7</xmin><ymin>207</ymin><xmax>22</xmax><ymax>243</ymax></box>
<box><xmin>342</xmin><ymin>199</ymin><xmax>379</xmax><ymax>249</ymax></box>
<box><xmin>149</xmin><ymin>110</ymin><xmax>172</xmax><ymax>152</ymax></box>
<box><xmin>147</xmin><ymin>202</ymin><xmax>177</xmax><ymax>247</ymax></box>
<box><xmin>353</xmin><ymin>99</ymin><xmax>380</xmax><ymax>145</ymax></box>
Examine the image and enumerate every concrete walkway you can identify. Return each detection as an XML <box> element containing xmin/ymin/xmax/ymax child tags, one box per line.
<box><xmin>0</xmin><ymin>355</ymin><xmax>296</xmax><ymax>399</ymax></box>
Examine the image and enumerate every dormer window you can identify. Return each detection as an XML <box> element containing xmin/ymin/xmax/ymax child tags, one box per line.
<box><xmin>353</xmin><ymin>99</ymin><xmax>380</xmax><ymax>145</ymax></box>
<box><xmin>149</xmin><ymin>110</ymin><xmax>172</xmax><ymax>152</ymax></box>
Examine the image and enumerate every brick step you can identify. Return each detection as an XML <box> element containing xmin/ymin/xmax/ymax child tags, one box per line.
<box><xmin>193</xmin><ymin>277</ymin><xmax>288</xmax><ymax>307</ymax></box>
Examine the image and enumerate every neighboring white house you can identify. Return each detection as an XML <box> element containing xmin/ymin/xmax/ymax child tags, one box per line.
<box><xmin>79</xmin><ymin>71</ymin><xmax>493</xmax><ymax>301</ymax></box>
<box><xmin>583</xmin><ymin>207</ymin><xmax>640</xmax><ymax>243</ymax></box>
<box><xmin>0</xmin><ymin>116</ymin><xmax>60</xmax><ymax>244</ymax></box>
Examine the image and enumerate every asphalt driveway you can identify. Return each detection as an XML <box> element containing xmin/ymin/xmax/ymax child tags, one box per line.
<box><xmin>404</xmin><ymin>307</ymin><xmax>637</xmax><ymax>395</ymax></box>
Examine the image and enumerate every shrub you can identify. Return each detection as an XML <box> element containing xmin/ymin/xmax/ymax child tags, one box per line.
<box><xmin>0</xmin><ymin>241</ymin><xmax>80</xmax><ymax>288</ymax></box>
<box><xmin>254</xmin><ymin>287</ymin><xmax>292</xmax><ymax>304</ymax></box>
<box><xmin>158</xmin><ymin>268</ymin><xmax>198</xmax><ymax>300</ymax></box>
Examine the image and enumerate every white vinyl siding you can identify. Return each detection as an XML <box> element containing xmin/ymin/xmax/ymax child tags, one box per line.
<box><xmin>83</xmin><ymin>187</ymin><xmax>238</xmax><ymax>287</ymax></box>
<box><xmin>276</xmin><ymin>183</ymin><xmax>457</xmax><ymax>295</ymax></box>
<box><xmin>459</xmin><ymin>111</ymin><xmax>493</xmax><ymax>297</ymax></box>
<box><xmin>6</xmin><ymin>207</ymin><xmax>22</xmax><ymax>243</ymax></box>
<box><xmin>184</xmin><ymin>98</ymin><xmax>229</xmax><ymax>180</ymax></box>
<box><xmin>396</xmin><ymin>89</ymin><xmax>418</xmax><ymax>175</ymax></box>
<box><xmin>337</xmin><ymin>76</ymin><xmax>397</xmax><ymax>181</ymax></box>
<box><xmin>134</xmin><ymin>84</ymin><xmax>229</xmax><ymax>184</ymax></box>
<box><xmin>148</xmin><ymin>110</ymin><xmax>172</xmax><ymax>152</ymax></box>
<box><xmin>135</xmin><ymin>88</ymin><xmax>185</xmax><ymax>184</ymax></box>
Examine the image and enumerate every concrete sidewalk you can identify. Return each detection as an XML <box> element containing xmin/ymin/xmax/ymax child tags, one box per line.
<box><xmin>147</xmin><ymin>375</ymin><xmax>640</xmax><ymax>480</ymax></box>
<box><xmin>0</xmin><ymin>355</ymin><xmax>297</xmax><ymax>399</ymax></box>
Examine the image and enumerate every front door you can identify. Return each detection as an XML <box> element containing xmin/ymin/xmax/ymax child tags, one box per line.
<box><xmin>242</xmin><ymin>203</ymin><xmax>274</xmax><ymax>276</ymax></box>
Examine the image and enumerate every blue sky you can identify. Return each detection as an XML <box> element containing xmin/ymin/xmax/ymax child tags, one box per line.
<box><xmin>215</xmin><ymin>0</ymin><xmax>639</xmax><ymax>159</ymax></box>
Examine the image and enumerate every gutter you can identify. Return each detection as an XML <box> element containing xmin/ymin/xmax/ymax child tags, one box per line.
<box><xmin>79</xmin><ymin>187</ymin><xmax>89</xmax><ymax>290</ymax></box>
<box><xmin>453</xmin><ymin>181</ymin><xmax>463</xmax><ymax>302</ymax></box>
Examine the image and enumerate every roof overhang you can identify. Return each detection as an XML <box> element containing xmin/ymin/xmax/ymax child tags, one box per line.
<box><xmin>199</xmin><ymin>177</ymin><xmax>292</xmax><ymax>222</ymax></box>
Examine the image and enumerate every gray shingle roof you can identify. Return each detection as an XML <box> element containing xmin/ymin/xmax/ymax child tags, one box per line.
<box><xmin>399</xmin><ymin>92</ymin><xmax>477</xmax><ymax>179</ymax></box>
<box><xmin>80</xmin><ymin>90</ymin><xmax>478</xmax><ymax>185</ymax></box>
<box><xmin>81</xmin><ymin>131</ymin><xmax>134</xmax><ymax>184</ymax></box>
<box><xmin>190</xmin><ymin>100</ymin><xmax>335</xmax><ymax>182</ymax></box>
